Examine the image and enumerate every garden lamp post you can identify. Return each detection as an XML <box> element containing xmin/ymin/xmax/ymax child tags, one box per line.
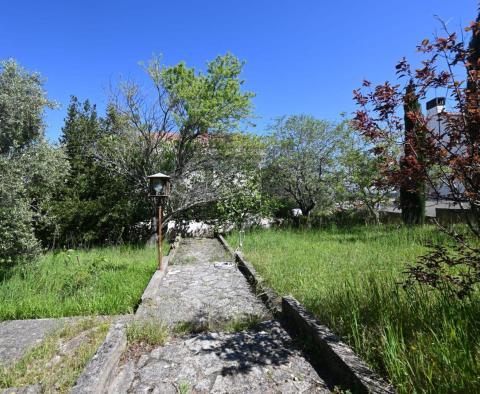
<box><xmin>148</xmin><ymin>172</ymin><xmax>171</xmax><ymax>271</ymax></box>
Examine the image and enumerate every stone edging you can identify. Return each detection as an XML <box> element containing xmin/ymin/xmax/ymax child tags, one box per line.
<box><xmin>282</xmin><ymin>297</ymin><xmax>394</xmax><ymax>394</ymax></box>
<box><xmin>139</xmin><ymin>235</ymin><xmax>182</xmax><ymax>304</ymax></box>
<box><xmin>216</xmin><ymin>233</ymin><xmax>394</xmax><ymax>394</ymax></box>
<box><xmin>70</xmin><ymin>237</ymin><xmax>182</xmax><ymax>393</ymax></box>
<box><xmin>165</xmin><ymin>235</ymin><xmax>182</xmax><ymax>267</ymax></box>
<box><xmin>69</xmin><ymin>319</ymin><xmax>127</xmax><ymax>394</ymax></box>
<box><xmin>216</xmin><ymin>234</ymin><xmax>281</xmax><ymax>315</ymax></box>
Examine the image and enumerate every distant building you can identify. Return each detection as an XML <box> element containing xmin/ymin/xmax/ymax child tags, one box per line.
<box><xmin>379</xmin><ymin>97</ymin><xmax>468</xmax><ymax>221</ymax></box>
<box><xmin>425</xmin><ymin>97</ymin><xmax>464</xmax><ymax>200</ymax></box>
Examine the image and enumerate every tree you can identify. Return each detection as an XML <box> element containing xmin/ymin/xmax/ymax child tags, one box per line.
<box><xmin>213</xmin><ymin>133</ymin><xmax>274</xmax><ymax>228</ymax></box>
<box><xmin>353</xmin><ymin>18</ymin><xmax>480</xmax><ymax>234</ymax></box>
<box><xmin>339</xmin><ymin>133</ymin><xmax>392</xmax><ymax>224</ymax></box>
<box><xmin>53</xmin><ymin>97</ymin><xmax>152</xmax><ymax>246</ymax></box>
<box><xmin>466</xmin><ymin>7</ymin><xmax>480</xmax><ymax>115</ymax></box>
<box><xmin>95</xmin><ymin>53</ymin><xmax>254</xmax><ymax>230</ymax></box>
<box><xmin>0</xmin><ymin>59</ymin><xmax>64</xmax><ymax>264</ymax></box>
<box><xmin>399</xmin><ymin>81</ymin><xmax>426</xmax><ymax>225</ymax></box>
<box><xmin>0</xmin><ymin>156</ymin><xmax>38</xmax><ymax>266</ymax></box>
<box><xmin>264</xmin><ymin>115</ymin><xmax>347</xmax><ymax>220</ymax></box>
<box><xmin>18</xmin><ymin>140</ymin><xmax>69</xmax><ymax>247</ymax></box>
<box><xmin>352</xmin><ymin>12</ymin><xmax>480</xmax><ymax>296</ymax></box>
<box><xmin>0</xmin><ymin>59</ymin><xmax>56</xmax><ymax>154</ymax></box>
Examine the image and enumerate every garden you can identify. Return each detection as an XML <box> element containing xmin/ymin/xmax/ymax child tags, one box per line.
<box><xmin>2</xmin><ymin>3</ymin><xmax>480</xmax><ymax>393</ymax></box>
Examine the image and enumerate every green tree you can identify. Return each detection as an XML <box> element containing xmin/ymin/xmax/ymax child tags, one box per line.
<box><xmin>0</xmin><ymin>156</ymin><xmax>38</xmax><ymax>266</ymax></box>
<box><xmin>213</xmin><ymin>133</ymin><xmax>273</xmax><ymax>228</ymax></box>
<box><xmin>53</xmin><ymin>97</ymin><xmax>149</xmax><ymax>246</ymax></box>
<box><xmin>400</xmin><ymin>82</ymin><xmax>426</xmax><ymax>225</ymax></box>
<box><xmin>18</xmin><ymin>140</ymin><xmax>69</xmax><ymax>247</ymax></box>
<box><xmin>96</xmin><ymin>53</ymin><xmax>254</xmax><ymax>230</ymax></box>
<box><xmin>0</xmin><ymin>59</ymin><xmax>63</xmax><ymax>264</ymax></box>
<box><xmin>338</xmin><ymin>132</ymin><xmax>392</xmax><ymax>224</ymax></box>
<box><xmin>264</xmin><ymin>115</ymin><xmax>347</xmax><ymax>220</ymax></box>
<box><xmin>0</xmin><ymin>59</ymin><xmax>56</xmax><ymax>154</ymax></box>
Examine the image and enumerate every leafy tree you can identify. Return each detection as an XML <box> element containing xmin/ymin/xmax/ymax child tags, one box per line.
<box><xmin>95</xmin><ymin>53</ymin><xmax>254</xmax><ymax>230</ymax></box>
<box><xmin>352</xmin><ymin>12</ymin><xmax>480</xmax><ymax>295</ymax></box>
<box><xmin>399</xmin><ymin>81</ymin><xmax>426</xmax><ymax>225</ymax></box>
<box><xmin>263</xmin><ymin>115</ymin><xmax>347</xmax><ymax>220</ymax></box>
<box><xmin>0</xmin><ymin>59</ymin><xmax>56</xmax><ymax>154</ymax></box>
<box><xmin>158</xmin><ymin>54</ymin><xmax>254</xmax><ymax>174</ymax></box>
<box><xmin>53</xmin><ymin>97</ymin><xmax>152</xmax><ymax>246</ymax></box>
<box><xmin>339</xmin><ymin>133</ymin><xmax>392</xmax><ymax>224</ymax></box>
<box><xmin>213</xmin><ymin>133</ymin><xmax>274</xmax><ymax>228</ymax></box>
<box><xmin>0</xmin><ymin>59</ymin><xmax>64</xmax><ymax>264</ymax></box>
<box><xmin>0</xmin><ymin>156</ymin><xmax>38</xmax><ymax>266</ymax></box>
<box><xmin>18</xmin><ymin>140</ymin><xmax>69</xmax><ymax>247</ymax></box>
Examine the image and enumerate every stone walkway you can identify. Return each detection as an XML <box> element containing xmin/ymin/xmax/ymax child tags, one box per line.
<box><xmin>111</xmin><ymin>321</ymin><xmax>330</xmax><ymax>393</ymax></box>
<box><xmin>112</xmin><ymin>238</ymin><xmax>332</xmax><ymax>393</ymax></box>
<box><xmin>0</xmin><ymin>318</ymin><xmax>74</xmax><ymax>365</ymax></box>
<box><xmin>136</xmin><ymin>238</ymin><xmax>270</xmax><ymax>327</ymax></box>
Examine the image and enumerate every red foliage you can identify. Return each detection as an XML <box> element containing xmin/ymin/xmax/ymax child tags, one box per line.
<box><xmin>352</xmin><ymin>19</ymin><xmax>480</xmax><ymax>236</ymax></box>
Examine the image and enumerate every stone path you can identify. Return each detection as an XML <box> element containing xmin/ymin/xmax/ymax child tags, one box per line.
<box><xmin>112</xmin><ymin>238</ymin><xmax>333</xmax><ymax>393</ymax></box>
<box><xmin>111</xmin><ymin>321</ymin><xmax>330</xmax><ymax>393</ymax></box>
<box><xmin>136</xmin><ymin>238</ymin><xmax>270</xmax><ymax>327</ymax></box>
<box><xmin>0</xmin><ymin>318</ymin><xmax>73</xmax><ymax>365</ymax></box>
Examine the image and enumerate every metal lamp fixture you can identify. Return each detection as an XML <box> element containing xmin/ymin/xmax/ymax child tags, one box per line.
<box><xmin>147</xmin><ymin>172</ymin><xmax>171</xmax><ymax>270</ymax></box>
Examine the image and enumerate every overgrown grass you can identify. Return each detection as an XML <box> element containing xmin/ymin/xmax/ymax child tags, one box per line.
<box><xmin>0</xmin><ymin>243</ymin><xmax>169</xmax><ymax>320</ymax></box>
<box><xmin>127</xmin><ymin>318</ymin><xmax>169</xmax><ymax>346</ymax></box>
<box><xmin>0</xmin><ymin>318</ymin><xmax>110</xmax><ymax>392</ymax></box>
<box><xmin>227</xmin><ymin>225</ymin><xmax>480</xmax><ymax>393</ymax></box>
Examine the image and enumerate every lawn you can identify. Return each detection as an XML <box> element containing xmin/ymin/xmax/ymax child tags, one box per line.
<box><xmin>0</xmin><ymin>243</ymin><xmax>168</xmax><ymax>320</ymax></box>
<box><xmin>227</xmin><ymin>225</ymin><xmax>480</xmax><ymax>394</ymax></box>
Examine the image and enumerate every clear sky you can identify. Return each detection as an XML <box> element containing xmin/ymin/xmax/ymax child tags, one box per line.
<box><xmin>0</xmin><ymin>1</ymin><xmax>476</xmax><ymax>141</ymax></box>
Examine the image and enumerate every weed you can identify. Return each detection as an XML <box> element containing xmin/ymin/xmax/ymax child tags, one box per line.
<box><xmin>0</xmin><ymin>318</ymin><xmax>109</xmax><ymax>392</ymax></box>
<box><xmin>126</xmin><ymin>319</ymin><xmax>169</xmax><ymax>346</ymax></box>
<box><xmin>227</xmin><ymin>225</ymin><xmax>480</xmax><ymax>393</ymax></box>
<box><xmin>177</xmin><ymin>381</ymin><xmax>190</xmax><ymax>394</ymax></box>
<box><xmin>0</xmin><ymin>243</ymin><xmax>169</xmax><ymax>320</ymax></box>
<box><xmin>223</xmin><ymin>315</ymin><xmax>264</xmax><ymax>332</ymax></box>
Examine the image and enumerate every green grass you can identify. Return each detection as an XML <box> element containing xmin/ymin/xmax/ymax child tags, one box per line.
<box><xmin>227</xmin><ymin>225</ymin><xmax>480</xmax><ymax>394</ymax></box>
<box><xmin>0</xmin><ymin>243</ymin><xmax>169</xmax><ymax>320</ymax></box>
<box><xmin>127</xmin><ymin>318</ymin><xmax>169</xmax><ymax>346</ymax></box>
<box><xmin>0</xmin><ymin>318</ymin><xmax>110</xmax><ymax>393</ymax></box>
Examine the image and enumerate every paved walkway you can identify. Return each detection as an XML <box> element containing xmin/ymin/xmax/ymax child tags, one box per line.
<box><xmin>136</xmin><ymin>238</ymin><xmax>270</xmax><ymax>327</ymax></box>
<box><xmin>112</xmin><ymin>238</ymin><xmax>332</xmax><ymax>393</ymax></box>
<box><xmin>0</xmin><ymin>318</ymin><xmax>73</xmax><ymax>366</ymax></box>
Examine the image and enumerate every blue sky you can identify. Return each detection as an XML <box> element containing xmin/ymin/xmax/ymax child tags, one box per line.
<box><xmin>0</xmin><ymin>1</ymin><xmax>476</xmax><ymax>141</ymax></box>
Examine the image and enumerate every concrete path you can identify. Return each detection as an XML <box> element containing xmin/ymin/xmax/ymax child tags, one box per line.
<box><xmin>0</xmin><ymin>318</ymin><xmax>73</xmax><ymax>365</ymax></box>
<box><xmin>112</xmin><ymin>238</ymin><xmax>332</xmax><ymax>393</ymax></box>
<box><xmin>136</xmin><ymin>238</ymin><xmax>270</xmax><ymax>328</ymax></box>
<box><xmin>111</xmin><ymin>321</ymin><xmax>330</xmax><ymax>393</ymax></box>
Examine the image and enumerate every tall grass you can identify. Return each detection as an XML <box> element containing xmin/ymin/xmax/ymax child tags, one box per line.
<box><xmin>227</xmin><ymin>226</ymin><xmax>480</xmax><ymax>393</ymax></box>
<box><xmin>0</xmin><ymin>243</ymin><xmax>168</xmax><ymax>320</ymax></box>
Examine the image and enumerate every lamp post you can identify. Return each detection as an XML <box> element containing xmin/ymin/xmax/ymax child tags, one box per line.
<box><xmin>148</xmin><ymin>172</ymin><xmax>171</xmax><ymax>271</ymax></box>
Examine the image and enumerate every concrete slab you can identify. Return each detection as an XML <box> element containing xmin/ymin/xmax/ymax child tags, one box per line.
<box><xmin>0</xmin><ymin>318</ymin><xmax>72</xmax><ymax>366</ymax></box>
